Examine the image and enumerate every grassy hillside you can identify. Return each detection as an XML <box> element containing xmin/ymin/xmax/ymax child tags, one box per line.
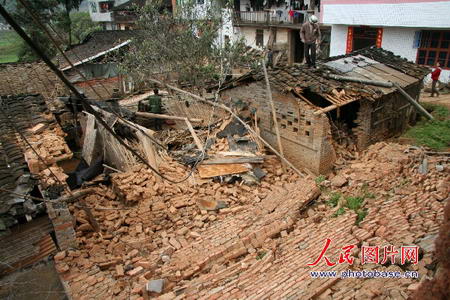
<box><xmin>0</xmin><ymin>30</ymin><xmax>22</xmax><ymax>63</ymax></box>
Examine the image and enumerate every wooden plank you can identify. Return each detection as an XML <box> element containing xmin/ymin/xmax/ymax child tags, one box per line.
<box><xmin>82</xmin><ymin>113</ymin><xmax>100</xmax><ymax>165</ymax></box>
<box><xmin>202</xmin><ymin>157</ymin><xmax>264</xmax><ymax>165</ymax></box>
<box><xmin>136</xmin><ymin>131</ymin><xmax>159</xmax><ymax>172</ymax></box>
<box><xmin>135</xmin><ymin>111</ymin><xmax>203</xmax><ymax>123</ymax></box>
<box><xmin>184</xmin><ymin>118</ymin><xmax>204</xmax><ymax>151</ymax></box>
<box><xmin>369</xmin><ymin>64</ymin><xmax>417</xmax><ymax>87</ymax></box>
<box><xmin>197</xmin><ymin>163</ymin><xmax>251</xmax><ymax>178</ymax></box>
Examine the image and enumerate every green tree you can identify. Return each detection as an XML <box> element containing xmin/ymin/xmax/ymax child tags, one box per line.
<box><xmin>70</xmin><ymin>11</ymin><xmax>101</xmax><ymax>44</ymax></box>
<box><xmin>12</xmin><ymin>0</ymin><xmax>61</xmax><ymax>61</ymax></box>
<box><xmin>7</xmin><ymin>0</ymin><xmax>85</xmax><ymax>61</ymax></box>
<box><xmin>119</xmin><ymin>0</ymin><xmax>251</xmax><ymax>91</ymax></box>
<box><xmin>58</xmin><ymin>0</ymin><xmax>84</xmax><ymax>46</ymax></box>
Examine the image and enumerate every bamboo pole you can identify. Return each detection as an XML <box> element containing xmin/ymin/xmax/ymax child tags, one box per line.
<box><xmin>262</xmin><ymin>62</ymin><xmax>286</xmax><ymax>171</ymax></box>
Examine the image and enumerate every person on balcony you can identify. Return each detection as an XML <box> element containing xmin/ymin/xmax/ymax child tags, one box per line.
<box><xmin>300</xmin><ymin>15</ymin><xmax>321</xmax><ymax>68</ymax></box>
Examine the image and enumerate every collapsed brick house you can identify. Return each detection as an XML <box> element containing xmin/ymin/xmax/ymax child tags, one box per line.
<box><xmin>219</xmin><ymin>48</ymin><xmax>430</xmax><ymax>174</ymax></box>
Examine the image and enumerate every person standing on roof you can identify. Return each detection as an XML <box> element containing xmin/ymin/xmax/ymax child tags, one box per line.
<box><xmin>430</xmin><ymin>62</ymin><xmax>442</xmax><ymax>97</ymax></box>
<box><xmin>300</xmin><ymin>15</ymin><xmax>321</xmax><ymax>68</ymax></box>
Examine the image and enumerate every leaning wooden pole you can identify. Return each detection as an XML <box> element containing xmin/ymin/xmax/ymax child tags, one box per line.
<box><xmin>147</xmin><ymin>79</ymin><xmax>306</xmax><ymax>178</ymax></box>
<box><xmin>262</xmin><ymin>62</ymin><xmax>286</xmax><ymax>171</ymax></box>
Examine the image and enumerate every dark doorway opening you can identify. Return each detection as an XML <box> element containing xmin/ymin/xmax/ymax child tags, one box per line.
<box><xmin>292</xmin><ymin>30</ymin><xmax>304</xmax><ymax>63</ymax></box>
<box><xmin>353</xmin><ymin>27</ymin><xmax>378</xmax><ymax>51</ymax></box>
<box><xmin>328</xmin><ymin>100</ymin><xmax>361</xmax><ymax>147</ymax></box>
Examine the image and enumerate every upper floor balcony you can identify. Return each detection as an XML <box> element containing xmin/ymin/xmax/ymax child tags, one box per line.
<box><xmin>233</xmin><ymin>10</ymin><xmax>312</xmax><ymax>28</ymax></box>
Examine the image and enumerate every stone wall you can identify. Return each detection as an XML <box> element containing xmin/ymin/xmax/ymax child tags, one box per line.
<box><xmin>0</xmin><ymin>62</ymin><xmax>68</xmax><ymax>99</ymax></box>
<box><xmin>221</xmin><ymin>81</ymin><xmax>336</xmax><ymax>174</ymax></box>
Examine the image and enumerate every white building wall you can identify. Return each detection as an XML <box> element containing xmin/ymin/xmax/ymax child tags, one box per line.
<box><xmin>328</xmin><ymin>25</ymin><xmax>450</xmax><ymax>83</ymax></box>
<box><xmin>381</xmin><ymin>27</ymin><xmax>418</xmax><ymax>61</ymax></box>
<box><xmin>330</xmin><ymin>25</ymin><xmax>347</xmax><ymax>57</ymax></box>
<box><xmin>322</xmin><ymin>0</ymin><xmax>450</xmax><ymax>28</ymax></box>
<box><xmin>238</xmin><ymin>27</ymin><xmax>271</xmax><ymax>49</ymax></box>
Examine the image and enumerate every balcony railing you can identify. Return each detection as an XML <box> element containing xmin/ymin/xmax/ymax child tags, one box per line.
<box><xmin>113</xmin><ymin>12</ymin><xmax>137</xmax><ymax>23</ymax></box>
<box><xmin>233</xmin><ymin>10</ymin><xmax>307</xmax><ymax>26</ymax></box>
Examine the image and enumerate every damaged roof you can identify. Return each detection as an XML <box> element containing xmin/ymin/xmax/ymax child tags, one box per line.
<box><xmin>57</xmin><ymin>30</ymin><xmax>139</xmax><ymax>70</ymax></box>
<box><xmin>221</xmin><ymin>47</ymin><xmax>430</xmax><ymax>110</ymax></box>
<box><xmin>0</xmin><ymin>94</ymin><xmax>52</xmax><ymax>233</ymax></box>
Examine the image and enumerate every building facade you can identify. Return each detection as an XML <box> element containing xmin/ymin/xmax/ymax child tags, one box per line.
<box><xmin>322</xmin><ymin>0</ymin><xmax>450</xmax><ymax>83</ymax></box>
<box><xmin>232</xmin><ymin>0</ymin><xmax>329</xmax><ymax>64</ymax></box>
<box><xmin>87</xmin><ymin>0</ymin><xmax>129</xmax><ymax>30</ymax></box>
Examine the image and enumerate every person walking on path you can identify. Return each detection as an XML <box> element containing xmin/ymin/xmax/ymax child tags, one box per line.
<box><xmin>431</xmin><ymin>62</ymin><xmax>442</xmax><ymax>97</ymax></box>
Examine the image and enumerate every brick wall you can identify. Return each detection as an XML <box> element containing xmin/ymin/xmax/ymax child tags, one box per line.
<box><xmin>221</xmin><ymin>82</ymin><xmax>336</xmax><ymax>174</ymax></box>
<box><xmin>74</xmin><ymin>76</ymin><xmax>123</xmax><ymax>100</ymax></box>
<box><xmin>0</xmin><ymin>62</ymin><xmax>69</xmax><ymax>99</ymax></box>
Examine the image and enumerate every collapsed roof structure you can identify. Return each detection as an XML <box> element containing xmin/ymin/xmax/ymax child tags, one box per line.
<box><xmin>218</xmin><ymin>48</ymin><xmax>430</xmax><ymax>173</ymax></box>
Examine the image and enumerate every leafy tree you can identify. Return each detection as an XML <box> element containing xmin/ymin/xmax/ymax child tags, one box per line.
<box><xmin>5</xmin><ymin>0</ymin><xmax>85</xmax><ymax>61</ymax></box>
<box><xmin>119</xmin><ymin>0</ymin><xmax>251</xmax><ymax>92</ymax></box>
<box><xmin>58</xmin><ymin>0</ymin><xmax>84</xmax><ymax>46</ymax></box>
<box><xmin>12</xmin><ymin>0</ymin><xmax>61</xmax><ymax>61</ymax></box>
<box><xmin>70</xmin><ymin>11</ymin><xmax>101</xmax><ymax>44</ymax></box>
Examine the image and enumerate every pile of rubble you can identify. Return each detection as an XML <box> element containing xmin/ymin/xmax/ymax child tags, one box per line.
<box><xmin>55</xmin><ymin>140</ymin><xmax>448</xmax><ymax>300</ymax></box>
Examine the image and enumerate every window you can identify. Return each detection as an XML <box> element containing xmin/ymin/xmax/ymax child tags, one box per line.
<box><xmin>417</xmin><ymin>31</ymin><xmax>450</xmax><ymax>69</ymax></box>
<box><xmin>99</xmin><ymin>1</ymin><xmax>114</xmax><ymax>13</ymax></box>
<box><xmin>256</xmin><ymin>29</ymin><xmax>264</xmax><ymax>47</ymax></box>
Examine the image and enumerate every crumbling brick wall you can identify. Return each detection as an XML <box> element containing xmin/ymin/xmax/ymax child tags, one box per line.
<box><xmin>221</xmin><ymin>82</ymin><xmax>336</xmax><ymax>174</ymax></box>
<box><xmin>0</xmin><ymin>62</ymin><xmax>68</xmax><ymax>99</ymax></box>
<box><xmin>74</xmin><ymin>76</ymin><xmax>122</xmax><ymax>100</ymax></box>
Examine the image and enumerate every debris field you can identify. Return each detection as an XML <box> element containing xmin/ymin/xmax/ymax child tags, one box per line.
<box><xmin>55</xmin><ymin>141</ymin><xmax>449</xmax><ymax>300</ymax></box>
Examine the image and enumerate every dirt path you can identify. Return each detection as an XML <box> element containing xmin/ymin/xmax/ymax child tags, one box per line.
<box><xmin>420</xmin><ymin>92</ymin><xmax>450</xmax><ymax>110</ymax></box>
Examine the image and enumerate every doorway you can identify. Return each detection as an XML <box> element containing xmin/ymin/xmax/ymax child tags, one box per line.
<box><xmin>353</xmin><ymin>27</ymin><xmax>379</xmax><ymax>50</ymax></box>
<box><xmin>291</xmin><ymin>30</ymin><xmax>304</xmax><ymax>63</ymax></box>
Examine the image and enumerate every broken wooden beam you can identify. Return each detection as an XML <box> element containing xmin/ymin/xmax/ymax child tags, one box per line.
<box><xmin>135</xmin><ymin>112</ymin><xmax>203</xmax><ymax>123</ymax></box>
<box><xmin>184</xmin><ymin>118</ymin><xmax>204</xmax><ymax>151</ymax></box>
<box><xmin>197</xmin><ymin>163</ymin><xmax>251</xmax><ymax>178</ymax></box>
<box><xmin>202</xmin><ymin>157</ymin><xmax>264</xmax><ymax>165</ymax></box>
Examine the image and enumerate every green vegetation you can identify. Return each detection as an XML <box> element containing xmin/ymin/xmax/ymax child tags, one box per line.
<box><xmin>70</xmin><ymin>12</ymin><xmax>101</xmax><ymax>45</ymax></box>
<box><xmin>356</xmin><ymin>209</ymin><xmax>368</xmax><ymax>226</ymax></box>
<box><xmin>315</xmin><ymin>175</ymin><xmax>326</xmax><ymax>185</ymax></box>
<box><xmin>345</xmin><ymin>196</ymin><xmax>364</xmax><ymax>211</ymax></box>
<box><xmin>332</xmin><ymin>207</ymin><xmax>346</xmax><ymax>217</ymax></box>
<box><xmin>326</xmin><ymin>192</ymin><xmax>341</xmax><ymax>208</ymax></box>
<box><xmin>329</xmin><ymin>184</ymin><xmax>375</xmax><ymax>225</ymax></box>
<box><xmin>0</xmin><ymin>30</ymin><xmax>22</xmax><ymax>63</ymax></box>
<box><xmin>404</xmin><ymin>103</ymin><xmax>450</xmax><ymax>151</ymax></box>
<box><xmin>256</xmin><ymin>251</ymin><xmax>266</xmax><ymax>260</ymax></box>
